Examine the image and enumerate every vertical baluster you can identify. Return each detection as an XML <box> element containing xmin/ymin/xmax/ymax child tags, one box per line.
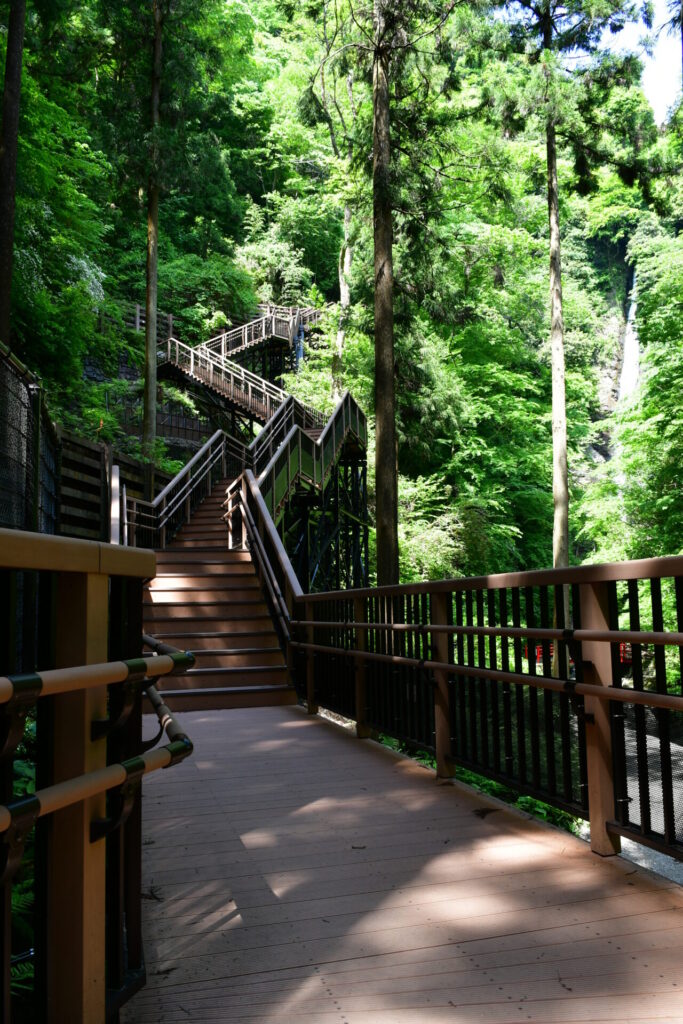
<box><xmin>571</xmin><ymin>584</ymin><xmax>589</xmax><ymax>814</ymax></box>
<box><xmin>511</xmin><ymin>587</ymin><xmax>526</xmax><ymax>787</ymax></box>
<box><xmin>455</xmin><ymin>591</ymin><xmax>467</xmax><ymax>761</ymax></box>
<box><xmin>476</xmin><ymin>589</ymin><xmax>489</xmax><ymax>770</ymax></box>
<box><xmin>465</xmin><ymin>590</ymin><xmax>477</xmax><ymax>765</ymax></box>
<box><xmin>432</xmin><ymin>589</ymin><xmax>454</xmax><ymax>779</ymax></box>
<box><xmin>525</xmin><ymin>586</ymin><xmax>541</xmax><ymax>790</ymax></box>
<box><xmin>487</xmin><ymin>589</ymin><xmax>501</xmax><ymax>774</ymax></box>
<box><xmin>555</xmin><ymin>584</ymin><xmax>573</xmax><ymax>803</ymax></box>
<box><xmin>499</xmin><ymin>589</ymin><xmax>514</xmax><ymax>780</ymax></box>
<box><xmin>627</xmin><ymin>578</ymin><xmax>650</xmax><ymax>835</ymax></box>
<box><xmin>539</xmin><ymin>585</ymin><xmax>556</xmax><ymax>797</ymax></box>
<box><xmin>651</xmin><ymin>578</ymin><xmax>676</xmax><ymax>846</ymax></box>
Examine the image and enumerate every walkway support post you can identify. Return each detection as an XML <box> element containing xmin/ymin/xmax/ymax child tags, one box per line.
<box><xmin>354</xmin><ymin>596</ymin><xmax>371</xmax><ymax>738</ymax></box>
<box><xmin>579</xmin><ymin>580</ymin><xmax>620</xmax><ymax>856</ymax></box>
<box><xmin>48</xmin><ymin>569</ymin><xmax>109</xmax><ymax>1023</ymax></box>
<box><xmin>430</xmin><ymin>591</ymin><xmax>456</xmax><ymax>781</ymax></box>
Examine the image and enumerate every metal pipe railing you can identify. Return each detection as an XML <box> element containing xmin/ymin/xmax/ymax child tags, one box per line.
<box><xmin>0</xmin><ymin>734</ymin><xmax>192</xmax><ymax>837</ymax></box>
<box><xmin>0</xmin><ymin>650</ymin><xmax>195</xmax><ymax>705</ymax></box>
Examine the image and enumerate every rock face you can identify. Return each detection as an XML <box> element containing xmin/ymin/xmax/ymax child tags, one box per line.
<box><xmin>573</xmin><ymin>276</ymin><xmax>638</xmax><ymax>493</ymax></box>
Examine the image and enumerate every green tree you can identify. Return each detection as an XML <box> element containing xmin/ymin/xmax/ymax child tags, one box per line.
<box><xmin>0</xmin><ymin>0</ymin><xmax>26</xmax><ymax>347</ymax></box>
<box><xmin>502</xmin><ymin>0</ymin><xmax>647</xmax><ymax>573</ymax></box>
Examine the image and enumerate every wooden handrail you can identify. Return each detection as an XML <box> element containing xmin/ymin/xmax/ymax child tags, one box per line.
<box><xmin>153</xmin><ymin>429</ymin><xmax>225</xmax><ymax>508</ymax></box>
<box><xmin>298</xmin><ymin>554</ymin><xmax>683</xmax><ymax>602</ymax></box>
<box><xmin>243</xmin><ymin>469</ymin><xmax>302</xmax><ymax>600</ymax></box>
<box><xmin>0</xmin><ymin>526</ymin><xmax>155</xmax><ymax>576</ymax></box>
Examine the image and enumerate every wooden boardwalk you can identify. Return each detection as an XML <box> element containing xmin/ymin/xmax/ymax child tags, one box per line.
<box><xmin>122</xmin><ymin>707</ymin><xmax>683</xmax><ymax>1024</ymax></box>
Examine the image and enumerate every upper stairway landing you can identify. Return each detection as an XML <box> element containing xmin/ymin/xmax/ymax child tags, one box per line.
<box><xmin>143</xmin><ymin>480</ymin><xmax>296</xmax><ymax>711</ymax></box>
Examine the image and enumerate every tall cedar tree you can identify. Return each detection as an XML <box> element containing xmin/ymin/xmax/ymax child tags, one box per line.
<box><xmin>0</xmin><ymin>0</ymin><xmax>26</xmax><ymax>347</ymax></box>
<box><xmin>143</xmin><ymin>0</ymin><xmax>164</xmax><ymax>464</ymax></box>
<box><xmin>505</xmin><ymin>0</ymin><xmax>643</xmax><ymax>571</ymax></box>
<box><xmin>372</xmin><ymin>0</ymin><xmax>398</xmax><ymax>585</ymax></box>
<box><xmin>331</xmin><ymin>0</ymin><xmax>458</xmax><ymax>584</ymax></box>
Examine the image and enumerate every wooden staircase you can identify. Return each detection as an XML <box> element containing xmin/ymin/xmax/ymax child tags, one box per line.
<box><xmin>143</xmin><ymin>480</ymin><xmax>297</xmax><ymax>711</ymax></box>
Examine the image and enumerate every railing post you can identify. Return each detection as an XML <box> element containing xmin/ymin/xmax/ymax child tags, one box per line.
<box><xmin>110</xmin><ymin>464</ymin><xmax>121</xmax><ymax>544</ymax></box>
<box><xmin>167</xmin><ymin>313</ymin><xmax>173</xmax><ymax>339</ymax></box>
<box><xmin>160</xmin><ymin>496</ymin><xmax>167</xmax><ymax>549</ymax></box>
<box><xmin>579</xmin><ymin>580</ymin><xmax>621</xmax><ymax>856</ymax></box>
<box><xmin>353</xmin><ymin>596</ymin><xmax>371</xmax><ymax>738</ymax></box>
<box><xmin>47</xmin><ymin>570</ymin><xmax>109</xmax><ymax>1023</ymax></box>
<box><xmin>305</xmin><ymin>599</ymin><xmax>318</xmax><ymax>715</ymax></box>
<box><xmin>430</xmin><ymin>591</ymin><xmax>456</xmax><ymax>782</ymax></box>
<box><xmin>240</xmin><ymin>477</ymin><xmax>248</xmax><ymax>548</ymax></box>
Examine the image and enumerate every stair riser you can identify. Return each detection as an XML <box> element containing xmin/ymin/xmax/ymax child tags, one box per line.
<box><xmin>145</xmin><ymin>588</ymin><xmax>261</xmax><ymax>604</ymax></box>
<box><xmin>146</xmin><ymin>633</ymin><xmax>280</xmax><ymax>650</ymax></box>
<box><xmin>164</xmin><ymin>669</ymin><xmax>288</xmax><ymax>689</ymax></box>
<box><xmin>176</xmin><ymin>525</ymin><xmax>227</xmax><ymax>536</ymax></box>
<box><xmin>189</xmin><ymin>652</ymin><xmax>284</xmax><ymax>669</ymax></box>
<box><xmin>149</xmin><ymin>689</ymin><xmax>297</xmax><ymax>712</ymax></box>
<box><xmin>155</xmin><ymin>551</ymin><xmax>251</xmax><ymax>563</ymax></box>
<box><xmin>144</xmin><ymin>605</ymin><xmax>267</xmax><ymax>621</ymax></box>
<box><xmin>149</xmin><ymin>573</ymin><xmax>256</xmax><ymax>589</ymax></box>
<box><xmin>170</xmin><ymin>539</ymin><xmax>228</xmax><ymax>549</ymax></box>
<box><xmin>143</xmin><ymin>617</ymin><xmax>271</xmax><ymax>632</ymax></box>
<box><xmin>152</xmin><ymin>562</ymin><xmax>248</xmax><ymax>574</ymax></box>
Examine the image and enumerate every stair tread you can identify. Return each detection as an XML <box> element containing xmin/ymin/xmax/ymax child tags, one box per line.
<box><xmin>159</xmin><ymin>684</ymin><xmax>294</xmax><ymax>697</ymax></box>
<box><xmin>188</xmin><ymin>647</ymin><xmax>281</xmax><ymax>655</ymax></box>
<box><xmin>186</xmin><ymin>665</ymin><xmax>287</xmax><ymax>676</ymax></box>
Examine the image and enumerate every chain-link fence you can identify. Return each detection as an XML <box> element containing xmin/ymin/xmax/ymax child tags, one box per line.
<box><xmin>0</xmin><ymin>346</ymin><xmax>58</xmax><ymax>534</ymax></box>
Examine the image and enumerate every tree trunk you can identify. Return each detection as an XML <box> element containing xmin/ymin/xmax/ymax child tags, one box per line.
<box><xmin>0</xmin><ymin>0</ymin><xmax>26</xmax><ymax>347</ymax></box>
<box><xmin>546</xmin><ymin>117</ymin><xmax>569</xmax><ymax>572</ymax></box>
<box><xmin>373</xmin><ymin>3</ymin><xmax>399</xmax><ymax>586</ymax></box>
<box><xmin>142</xmin><ymin>0</ymin><xmax>163</xmax><ymax>465</ymax></box>
<box><xmin>333</xmin><ymin>203</ymin><xmax>353</xmax><ymax>398</ymax></box>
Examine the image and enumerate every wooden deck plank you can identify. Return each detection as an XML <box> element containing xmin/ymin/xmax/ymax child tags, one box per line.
<box><xmin>122</xmin><ymin>706</ymin><xmax>683</xmax><ymax>1024</ymax></box>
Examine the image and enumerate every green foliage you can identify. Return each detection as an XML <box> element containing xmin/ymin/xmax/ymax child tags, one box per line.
<box><xmin>378</xmin><ymin>736</ymin><xmax>580</xmax><ymax>834</ymax></box>
<box><xmin>3</xmin><ymin>0</ymin><xmax>682</xmax><ymax>580</ymax></box>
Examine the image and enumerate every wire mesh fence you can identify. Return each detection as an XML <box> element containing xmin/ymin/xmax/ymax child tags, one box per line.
<box><xmin>0</xmin><ymin>350</ymin><xmax>58</xmax><ymax>535</ymax></box>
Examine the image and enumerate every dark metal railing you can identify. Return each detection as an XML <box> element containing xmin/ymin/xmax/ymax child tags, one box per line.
<box><xmin>290</xmin><ymin>556</ymin><xmax>683</xmax><ymax>862</ymax></box>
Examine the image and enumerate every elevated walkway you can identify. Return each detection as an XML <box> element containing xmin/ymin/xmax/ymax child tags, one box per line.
<box><xmin>122</xmin><ymin>705</ymin><xmax>683</xmax><ymax>1024</ymax></box>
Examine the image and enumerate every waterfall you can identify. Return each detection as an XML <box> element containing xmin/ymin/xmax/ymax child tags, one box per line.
<box><xmin>618</xmin><ymin>273</ymin><xmax>639</xmax><ymax>402</ymax></box>
<box><xmin>614</xmin><ymin>272</ymin><xmax>639</xmax><ymax>500</ymax></box>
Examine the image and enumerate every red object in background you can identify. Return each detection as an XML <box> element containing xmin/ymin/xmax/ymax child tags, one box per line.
<box><xmin>523</xmin><ymin>643</ymin><xmax>555</xmax><ymax>664</ymax></box>
<box><xmin>620</xmin><ymin>642</ymin><xmax>632</xmax><ymax>665</ymax></box>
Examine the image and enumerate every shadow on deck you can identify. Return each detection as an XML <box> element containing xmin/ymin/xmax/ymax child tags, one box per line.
<box><xmin>123</xmin><ymin>706</ymin><xmax>683</xmax><ymax>1024</ymax></box>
